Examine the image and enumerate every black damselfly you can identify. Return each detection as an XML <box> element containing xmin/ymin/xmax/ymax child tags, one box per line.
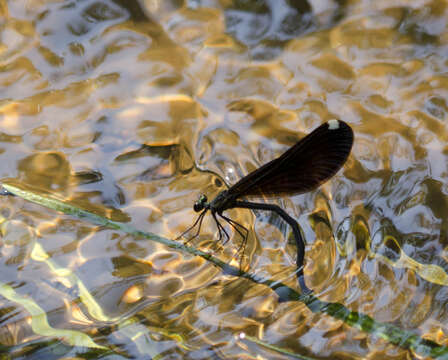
<box><xmin>179</xmin><ymin>119</ymin><xmax>354</xmax><ymax>293</ymax></box>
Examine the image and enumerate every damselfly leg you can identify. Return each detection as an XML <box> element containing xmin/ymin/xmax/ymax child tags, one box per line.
<box><xmin>212</xmin><ymin>212</ymin><xmax>230</xmax><ymax>243</ymax></box>
<box><xmin>176</xmin><ymin>210</ymin><xmax>207</xmax><ymax>243</ymax></box>
<box><xmin>219</xmin><ymin>213</ymin><xmax>249</xmax><ymax>241</ymax></box>
<box><xmin>218</xmin><ymin>213</ymin><xmax>250</xmax><ymax>268</ymax></box>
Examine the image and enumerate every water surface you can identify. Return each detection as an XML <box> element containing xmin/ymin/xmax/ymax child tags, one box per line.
<box><xmin>1</xmin><ymin>0</ymin><xmax>448</xmax><ymax>358</ymax></box>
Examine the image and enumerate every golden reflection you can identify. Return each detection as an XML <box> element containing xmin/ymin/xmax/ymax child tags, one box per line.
<box><xmin>0</xmin><ymin>318</ymin><xmax>30</xmax><ymax>346</ymax></box>
<box><xmin>67</xmin><ymin>299</ymin><xmax>93</xmax><ymax>326</ymax></box>
<box><xmin>121</xmin><ymin>284</ymin><xmax>144</xmax><ymax>304</ymax></box>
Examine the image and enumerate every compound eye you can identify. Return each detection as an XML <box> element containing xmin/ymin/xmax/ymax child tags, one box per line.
<box><xmin>193</xmin><ymin>202</ymin><xmax>203</xmax><ymax>212</ymax></box>
<box><xmin>193</xmin><ymin>194</ymin><xmax>207</xmax><ymax>212</ymax></box>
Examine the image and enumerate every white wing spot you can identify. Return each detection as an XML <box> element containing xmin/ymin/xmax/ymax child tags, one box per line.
<box><xmin>328</xmin><ymin>119</ymin><xmax>340</xmax><ymax>130</ymax></box>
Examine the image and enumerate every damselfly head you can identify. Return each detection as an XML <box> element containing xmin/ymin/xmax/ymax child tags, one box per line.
<box><xmin>193</xmin><ymin>194</ymin><xmax>208</xmax><ymax>212</ymax></box>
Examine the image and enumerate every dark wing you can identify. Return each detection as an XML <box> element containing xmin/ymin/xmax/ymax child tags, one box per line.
<box><xmin>227</xmin><ymin>120</ymin><xmax>354</xmax><ymax>198</ymax></box>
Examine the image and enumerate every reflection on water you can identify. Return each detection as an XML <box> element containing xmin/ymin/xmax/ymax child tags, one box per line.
<box><xmin>1</xmin><ymin>0</ymin><xmax>448</xmax><ymax>358</ymax></box>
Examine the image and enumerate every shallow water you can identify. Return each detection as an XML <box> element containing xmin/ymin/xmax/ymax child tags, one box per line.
<box><xmin>1</xmin><ymin>0</ymin><xmax>448</xmax><ymax>358</ymax></box>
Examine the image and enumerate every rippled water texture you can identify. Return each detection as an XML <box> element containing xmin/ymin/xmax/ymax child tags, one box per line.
<box><xmin>1</xmin><ymin>0</ymin><xmax>448</xmax><ymax>358</ymax></box>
